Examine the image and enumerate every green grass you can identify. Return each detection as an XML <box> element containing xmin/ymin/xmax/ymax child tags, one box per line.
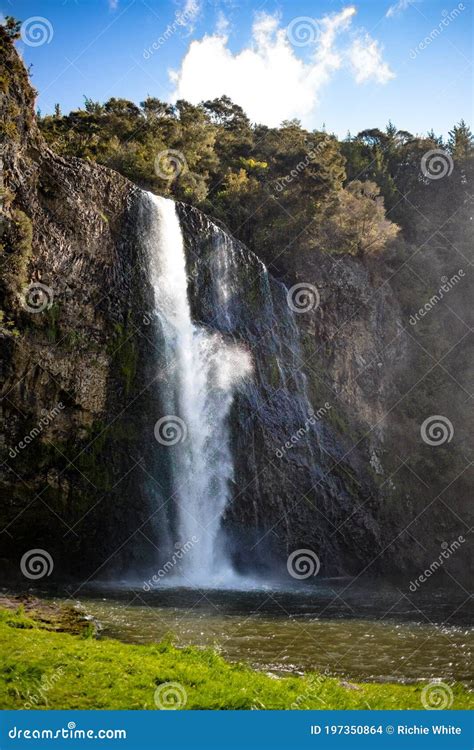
<box><xmin>0</xmin><ymin>607</ymin><xmax>472</xmax><ymax>710</ymax></box>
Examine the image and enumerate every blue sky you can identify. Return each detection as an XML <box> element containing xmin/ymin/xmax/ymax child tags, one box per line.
<box><xmin>3</xmin><ymin>0</ymin><xmax>472</xmax><ymax>137</ymax></box>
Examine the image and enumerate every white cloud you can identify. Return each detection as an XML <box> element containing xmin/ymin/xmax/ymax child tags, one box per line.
<box><xmin>348</xmin><ymin>34</ymin><xmax>395</xmax><ymax>83</ymax></box>
<box><xmin>215</xmin><ymin>10</ymin><xmax>229</xmax><ymax>36</ymax></box>
<box><xmin>386</xmin><ymin>0</ymin><xmax>419</xmax><ymax>18</ymax></box>
<box><xmin>108</xmin><ymin>0</ymin><xmax>118</xmax><ymax>10</ymax></box>
<box><xmin>178</xmin><ymin>0</ymin><xmax>202</xmax><ymax>32</ymax></box>
<box><xmin>169</xmin><ymin>6</ymin><xmax>394</xmax><ymax>127</ymax></box>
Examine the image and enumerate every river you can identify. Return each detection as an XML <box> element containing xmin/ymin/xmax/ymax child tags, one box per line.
<box><xmin>60</xmin><ymin>579</ymin><xmax>474</xmax><ymax>687</ymax></box>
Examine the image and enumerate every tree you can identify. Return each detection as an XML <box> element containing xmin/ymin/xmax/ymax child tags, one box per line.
<box><xmin>356</xmin><ymin>128</ymin><xmax>388</xmax><ymax>148</ymax></box>
<box><xmin>448</xmin><ymin>120</ymin><xmax>474</xmax><ymax>160</ymax></box>
<box><xmin>140</xmin><ymin>97</ymin><xmax>175</xmax><ymax>120</ymax></box>
<box><xmin>427</xmin><ymin>129</ymin><xmax>443</xmax><ymax>147</ymax></box>
<box><xmin>321</xmin><ymin>180</ymin><xmax>399</xmax><ymax>256</ymax></box>
<box><xmin>83</xmin><ymin>96</ymin><xmax>104</xmax><ymax>115</ymax></box>
<box><xmin>104</xmin><ymin>97</ymin><xmax>141</xmax><ymax>119</ymax></box>
<box><xmin>3</xmin><ymin>16</ymin><xmax>21</xmax><ymax>40</ymax></box>
<box><xmin>202</xmin><ymin>96</ymin><xmax>250</xmax><ymax>131</ymax></box>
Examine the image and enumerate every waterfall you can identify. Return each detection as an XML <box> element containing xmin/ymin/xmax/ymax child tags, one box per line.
<box><xmin>136</xmin><ymin>191</ymin><xmax>374</xmax><ymax>588</ymax></box>
<box><xmin>140</xmin><ymin>192</ymin><xmax>252</xmax><ymax>585</ymax></box>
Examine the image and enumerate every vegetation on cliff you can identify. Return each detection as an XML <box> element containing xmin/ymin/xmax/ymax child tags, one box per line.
<box><xmin>36</xmin><ymin>87</ymin><xmax>473</xmax><ymax>272</ymax></box>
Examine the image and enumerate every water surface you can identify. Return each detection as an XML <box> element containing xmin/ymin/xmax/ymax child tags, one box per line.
<box><xmin>72</xmin><ymin>580</ymin><xmax>473</xmax><ymax>687</ymax></box>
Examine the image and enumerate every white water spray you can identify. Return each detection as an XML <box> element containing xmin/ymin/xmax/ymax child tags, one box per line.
<box><xmin>142</xmin><ymin>193</ymin><xmax>252</xmax><ymax>585</ymax></box>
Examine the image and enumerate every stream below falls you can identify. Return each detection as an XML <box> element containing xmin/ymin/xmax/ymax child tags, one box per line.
<box><xmin>55</xmin><ymin>581</ymin><xmax>473</xmax><ymax>687</ymax></box>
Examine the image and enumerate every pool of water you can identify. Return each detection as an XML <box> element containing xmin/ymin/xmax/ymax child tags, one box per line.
<box><xmin>66</xmin><ymin>579</ymin><xmax>473</xmax><ymax>687</ymax></box>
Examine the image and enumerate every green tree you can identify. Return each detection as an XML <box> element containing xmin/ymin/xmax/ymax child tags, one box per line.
<box><xmin>320</xmin><ymin>180</ymin><xmax>399</xmax><ymax>256</ymax></box>
<box><xmin>448</xmin><ymin>120</ymin><xmax>474</xmax><ymax>160</ymax></box>
<box><xmin>3</xmin><ymin>16</ymin><xmax>21</xmax><ymax>40</ymax></box>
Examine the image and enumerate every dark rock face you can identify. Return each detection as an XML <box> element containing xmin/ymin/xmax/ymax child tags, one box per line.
<box><xmin>177</xmin><ymin>204</ymin><xmax>382</xmax><ymax>577</ymax></box>
<box><xmin>267</xmin><ymin>243</ymin><xmax>473</xmax><ymax>584</ymax></box>
<box><xmin>0</xmin><ymin>30</ymin><xmax>158</xmax><ymax>579</ymax></box>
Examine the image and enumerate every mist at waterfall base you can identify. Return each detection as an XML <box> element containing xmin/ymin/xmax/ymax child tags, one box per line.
<box><xmin>138</xmin><ymin>192</ymin><xmax>267</xmax><ymax>591</ymax></box>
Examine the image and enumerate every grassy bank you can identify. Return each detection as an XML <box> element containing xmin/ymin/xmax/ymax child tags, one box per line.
<box><xmin>0</xmin><ymin>604</ymin><xmax>472</xmax><ymax>710</ymax></box>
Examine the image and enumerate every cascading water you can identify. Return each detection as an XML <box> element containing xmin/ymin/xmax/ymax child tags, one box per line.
<box><xmin>136</xmin><ymin>191</ymin><xmax>379</xmax><ymax>587</ymax></box>
<box><xmin>174</xmin><ymin>200</ymin><xmax>377</xmax><ymax>578</ymax></box>
<box><xmin>140</xmin><ymin>192</ymin><xmax>252</xmax><ymax>585</ymax></box>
